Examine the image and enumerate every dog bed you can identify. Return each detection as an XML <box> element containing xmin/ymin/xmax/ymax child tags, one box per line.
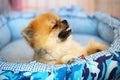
<box><xmin>0</xmin><ymin>7</ymin><xmax>120</xmax><ymax>80</ymax></box>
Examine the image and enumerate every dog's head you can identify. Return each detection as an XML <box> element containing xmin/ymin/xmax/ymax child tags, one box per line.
<box><xmin>22</xmin><ymin>12</ymin><xmax>72</xmax><ymax>49</ymax></box>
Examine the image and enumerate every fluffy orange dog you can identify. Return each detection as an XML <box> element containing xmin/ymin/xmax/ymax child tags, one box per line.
<box><xmin>22</xmin><ymin>12</ymin><xmax>107</xmax><ymax>64</ymax></box>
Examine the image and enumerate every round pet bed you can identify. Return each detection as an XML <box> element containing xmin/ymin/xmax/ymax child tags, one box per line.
<box><xmin>0</xmin><ymin>7</ymin><xmax>120</xmax><ymax>80</ymax></box>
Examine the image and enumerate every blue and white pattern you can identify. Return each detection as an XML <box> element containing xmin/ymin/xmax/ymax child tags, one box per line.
<box><xmin>68</xmin><ymin>37</ymin><xmax>120</xmax><ymax>80</ymax></box>
<box><xmin>0</xmin><ymin>8</ymin><xmax>120</xmax><ymax>80</ymax></box>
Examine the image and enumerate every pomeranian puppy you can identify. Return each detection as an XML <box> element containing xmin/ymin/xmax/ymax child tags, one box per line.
<box><xmin>22</xmin><ymin>12</ymin><xmax>107</xmax><ymax>64</ymax></box>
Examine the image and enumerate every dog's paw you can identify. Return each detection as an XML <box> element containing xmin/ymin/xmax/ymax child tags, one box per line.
<box><xmin>56</xmin><ymin>55</ymin><xmax>75</xmax><ymax>64</ymax></box>
<box><xmin>66</xmin><ymin>58</ymin><xmax>75</xmax><ymax>64</ymax></box>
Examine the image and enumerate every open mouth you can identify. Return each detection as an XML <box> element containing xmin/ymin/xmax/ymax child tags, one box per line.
<box><xmin>58</xmin><ymin>26</ymin><xmax>72</xmax><ymax>41</ymax></box>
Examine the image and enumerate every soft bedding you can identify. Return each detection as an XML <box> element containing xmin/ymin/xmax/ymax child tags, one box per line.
<box><xmin>0</xmin><ymin>7</ymin><xmax>120</xmax><ymax>80</ymax></box>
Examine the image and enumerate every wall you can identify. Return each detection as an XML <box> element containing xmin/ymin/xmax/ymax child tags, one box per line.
<box><xmin>0</xmin><ymin>0</ymin><xmax>120</xmax><ymax>18</ymax></box>
<box><xmin>0</xmin><ymin>0</ymin><xmax>11</xmax><ymax>14</ymax></box>
<box><xmin>11</xmin><ymin>0</ymin><xmax>96</xmax><ymax>13</ymax></box>
<box><xmin>96</xmin><ymin>0</ymin><xmax>120</xmax><ymax>18</ymax></box>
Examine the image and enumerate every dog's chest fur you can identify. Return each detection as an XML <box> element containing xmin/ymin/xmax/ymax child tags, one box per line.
<box><xmin>34</xmin><ymin>38</ymin><xmax>85</xmax><ymax>64</ymax></box>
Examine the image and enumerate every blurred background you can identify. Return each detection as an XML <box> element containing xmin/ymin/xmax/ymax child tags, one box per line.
<box><xmin>0</xmin><ymin>0</ymin><xmax>120</xmax><ymax>18</ymax></box>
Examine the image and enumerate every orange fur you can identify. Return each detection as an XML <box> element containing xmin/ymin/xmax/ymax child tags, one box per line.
<box><xmin>87</xmin><ymin>39</ymin><xmax>108</xmax><ymax>55</ymax></box>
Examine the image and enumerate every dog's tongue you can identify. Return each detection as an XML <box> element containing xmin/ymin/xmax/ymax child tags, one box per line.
<box><xmin>63</xmin><ymin>29</ymin><xmax>66</xmax><ymax>32</ymax></box>
<box><xmin>63</xmin><ymin>27</ymin><xmax>71</xmax><ymax>32</ymax></box>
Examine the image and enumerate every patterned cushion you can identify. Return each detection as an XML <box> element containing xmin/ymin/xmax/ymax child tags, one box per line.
<box><xmin>68</xmin><ymin>38</ymin><xmax>120</xmax><ymax>80</ymax></box>
<box><xmin>0</xmin><ymin>62</ymin><xmax>67</xmax><ymax>80</ymax></box>
<box><xmin>0</xmin><ymin>15</ymin><xmax>11</xmax><ymax>49</ymax></box>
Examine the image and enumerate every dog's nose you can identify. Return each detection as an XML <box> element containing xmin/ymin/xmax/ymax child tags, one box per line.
<box><xmin>62</xmin><ymin>20</ymin><xmax>68</xmax><ymax>24</ymax></box>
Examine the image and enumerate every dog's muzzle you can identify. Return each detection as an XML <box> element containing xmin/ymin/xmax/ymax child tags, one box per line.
<box><xmin>58</xmin><ymin>20</ymin><xmax>72</xmax><ymax>41</ymax></box>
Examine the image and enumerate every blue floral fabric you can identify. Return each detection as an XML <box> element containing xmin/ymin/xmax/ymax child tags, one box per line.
<box><xmin>0</xmin><ymin>68</ymin><xmax>67</xmax><ymax>80</ymax></box>
<box><xmin>68</xmin><ymin>38</ymin><xmax>120</xmax><ymax>80</ymax></box>
<box><xmin>0</xmin><ymin>62</ymin><xmax>68</xmax><ymax>80</ymax></box>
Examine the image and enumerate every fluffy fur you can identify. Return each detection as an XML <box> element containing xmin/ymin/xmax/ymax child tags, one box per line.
<box><xmin>22</xmin><ymin>12</ymin><xmax>107</xmax><ymax>64</ymax></box>
<box><xmin>87</xmin><ymin>39</ymin><xmax>108</xmax><ymax>55</ymax></box>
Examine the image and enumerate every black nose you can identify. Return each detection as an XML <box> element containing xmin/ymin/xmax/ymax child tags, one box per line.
<box><xmin>62</xmin><ymin>20</ymin><xmax>68</xmax><ymax>24</ymax></box>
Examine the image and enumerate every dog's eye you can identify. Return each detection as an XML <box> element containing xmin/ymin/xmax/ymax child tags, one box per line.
<box><xmin>52</xmin><ymin>23</ymin><xmax>58</xmax><ymax>29</ymax></box>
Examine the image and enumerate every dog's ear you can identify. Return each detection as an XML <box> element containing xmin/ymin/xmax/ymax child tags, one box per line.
<box><xmin>22</xmin><ymin>24</ymin><xmax>33</xmax><ymax>46</ymax></box>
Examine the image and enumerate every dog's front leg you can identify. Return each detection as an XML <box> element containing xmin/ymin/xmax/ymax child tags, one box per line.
<box><xmin>56</xmin><ymin>55</ymin><xmax>76</xmax><ymax>64</ymax></box>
